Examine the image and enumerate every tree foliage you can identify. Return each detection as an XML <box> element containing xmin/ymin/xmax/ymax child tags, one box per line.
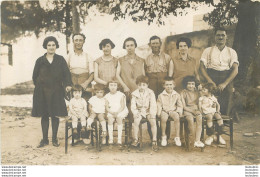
<box><xmin>1</xmin><ymin>0</ymin><xmax>96</xmax><ymax>43</ymax></box>
<box><xmin>105</xmin><ymin>0</ymin><xmax>239</xmax><ymax>27</ymax></box>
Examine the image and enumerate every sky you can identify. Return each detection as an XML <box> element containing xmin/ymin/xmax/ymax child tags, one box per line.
<box><xmin>0</xmin><ymin>3</ymin><xmax>214</xmax><ymax>88</ymax></box>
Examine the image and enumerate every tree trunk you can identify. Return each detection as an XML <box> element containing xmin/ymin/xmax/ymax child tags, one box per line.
<box><xmin>233</xmin><ymin>1</ymin><xmax>260</xmax><ymax>81</ymax></box>
<box><xmin>72</xmin><ymin>0</ymin><xmax>80</xmax><ymax>34</ymax></box>
<box><xmin>65</xmin><ymin>0</ymin><xmax>71</xmax><ymax>54</ymax></box>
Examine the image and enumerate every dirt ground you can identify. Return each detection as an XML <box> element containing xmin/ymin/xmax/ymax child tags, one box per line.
<box><xmin>1</xmin><ymin>105</ymin><xmax>260</xmax><ymax>165</ymax></box>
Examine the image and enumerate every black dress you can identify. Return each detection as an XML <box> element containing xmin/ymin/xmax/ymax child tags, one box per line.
<box><xmin>32</xmin><ymin>53</ymin><xmax>72</xmax><ymax>117</ymax></box>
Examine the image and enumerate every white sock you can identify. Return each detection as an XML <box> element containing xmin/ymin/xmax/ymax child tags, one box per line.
<box><xmin>108</xmin><ymin>125</ymin><xmax>113</xmax><ymax>142</ymax></box>
<box><xmin>117</xmin><ymin>124</ymin><xmax>123</xmax><ymax>143</ymax></box>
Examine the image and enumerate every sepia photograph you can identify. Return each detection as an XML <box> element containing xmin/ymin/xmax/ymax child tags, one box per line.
<box><xmin>1</xmin><ymin>0</ymin><xmax>260</xmax><ymax>176</ymax></box>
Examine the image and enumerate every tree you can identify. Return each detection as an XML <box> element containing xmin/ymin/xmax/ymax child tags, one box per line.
<box><xmin>1</xmin><ymin>0</ymin><xmax>97</xmax><ymax>52</ymax></box>
<box><xmin>104</xmin><ymin>0</ymin><xmax>260</xmax><ymax>81</ymax></box>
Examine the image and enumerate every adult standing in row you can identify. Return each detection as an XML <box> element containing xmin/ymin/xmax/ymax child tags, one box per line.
<box><xmin>116</xmin><ymin>37</ymin><xmax>145</xmax><ymax>142</ymax></box>
<box><xmin>67</xmin><ymin>33</ymin><xmax>94</xmax><ymax>100</ymax></box>
<box><xmin>172</xmin><ymin>37</ymin><xmax>200</xmax><ymax>93</ymax></box>
<box><xmin>94</xmin><ymin>39</ymin><xmax>118</xmax><ymax>86</ymax></box>
<box><xmin>32</xmin><ymin>36</ymin><xmax>72</xmax><ymax>148</ymax></box>
<box><xmin>200</xmin><ymin>27</ymin><xmax>239</xmax><ymax>115</ymax></box>
<box><xmin>117</xmin><ymin>37</ymin><xmax>145</xmax><ymax>94</ymax></box>
<box><xmin>145</xmin><ymin>35</ymin><xmax>174</xmax><ymax>98</ymax></box>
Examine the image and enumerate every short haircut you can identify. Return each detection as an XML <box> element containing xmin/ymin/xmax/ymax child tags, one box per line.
<box><xmin>163</xmin><ymin>76</ymin><xmax>175</xmax><ymax>85</ymax></box>
<box><xmin>202</xmin><ymin>83</ymin><xmax>216</xmax><ymax>94</ymax></box>
<box><xmin>94</xmin><ymin>83</ymin><xmax>105</xmax><ymax>91</ymax></box>
<box><xmin>123</xmin><ymin>37</ymin><xmax>137</xmax><ymax>49</ymax></box>
<box><xmin>214</xmin><ymin>27</ymin><xmax>227</xmax><ymax>35</ymax></box>
<box><xmin>136</xmin><ymin>75</ymin><xmax>149</xmax><ymax>85</ymax></box>
<box><xmin>42</xmin><ymin>36</ymin><xmax>59</xmax><ymax>49</ymax></box>
<box><xmin>176</xmin><ymin>37</ymin><xmax>192</xmax><ymax>49</ymax></box>
<box><xmin>107</xmin><ymin>78</ymin><xmax>120</xmax><ymax>87</ymax></box>
<box><xmin>182</xmin><ymin>75</ymin><xmax>198</xmax><ymax>88</ymax></box>
<box><xmin>149</xmin><ymin>35</ymin><xmax>161</xmax><ymax>44</ymax></box>
<box><xmin>99</xmin><ymin>38</ymin><xmax>115</xmax><ymax>50</ymax></box>
<box><xmin>107</xmin><ymin>78</ymin><xmax>122</xmax><ymax>90</ymax></box>
<box><xmin>72</xmin><ymin>33</ymin><xmax>86</xmax><ymax>41</ymax></box>
<box><xmin>72</xmin><ymin>84</ymin><xmax>83</xmax><ymax>92</ymax></box>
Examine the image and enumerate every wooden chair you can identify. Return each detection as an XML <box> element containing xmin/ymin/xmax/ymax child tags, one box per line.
<box><xmin>64</xmin><ymin>117</ymin><xmax>101</xmax><ymax>154</ymax></box>
<box><xmin>201</xmin><ymin>115</ymin><xmax>234</xmax><ymax>150</ymax></box>
<box><xmin>102</xmin><ymin>118</ymin><xmax>130</xmax><ymax>149</ymax></box>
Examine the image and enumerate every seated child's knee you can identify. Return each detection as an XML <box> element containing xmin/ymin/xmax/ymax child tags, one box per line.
<box><xmin>160</xmin><ymin>112</ymin><xmax>168</xmax><ymax>122</ymax></box>
<box><xmin>185</xmin><ymin>115</ymin><xmax>193</xmax><ymax>122</ymax></box>
<box><xmin>170</xmin><ymin>111</ymin><xmax>179</xmax><ymax>121</ymax></box>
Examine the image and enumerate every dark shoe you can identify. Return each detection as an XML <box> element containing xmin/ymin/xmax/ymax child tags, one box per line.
<box><xmin>73</xmin><ymin>128</ymin><xmax>78</xmax><ymax>139</ymax></box>
<box><xmin>81</xmin><ymin>127</ymin><xmax>87</xmax><ymax>139</ymax></box>
<box><xmin>217</xmin><ymin>125</ymin><xmax>226</xmax><ymax>135</ymax></box>
<box><xmin>52</xmin><ymin>139</ymin><xmax>60</xmax><ymax>147</ymax></box>
<box><xmin>152</xmin><ymin>141</ymin><xmax>159</xmax><ymax>152</ymax></box>
<box><xmin>37</xmin><ymin>139</ymin><xmax>49</xmax><ymax>148</ymax></box>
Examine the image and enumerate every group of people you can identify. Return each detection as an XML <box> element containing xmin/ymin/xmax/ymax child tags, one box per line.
<box><xmin>32</xmin><ymin>27</ymin><xmax>239</xmax><ymax>151</ymax></box>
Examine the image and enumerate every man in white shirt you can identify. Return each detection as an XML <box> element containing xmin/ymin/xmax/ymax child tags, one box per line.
<box><xmin>200</xmin><ymin>27</ymin><xmax>239</xmax><ymax>115</ymax></box>
<box><xmin>67</xmin><ymin>33</ymin><xmax>94</xmax><ymax>100</ymax></box>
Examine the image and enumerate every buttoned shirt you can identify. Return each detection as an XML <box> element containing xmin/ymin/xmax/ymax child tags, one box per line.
<box><xmin>69</xmin><ymin>97</ymin><xmax>88</xmax><ymax>117</ymax></box>
<box><xmin>145</xmin><ymin>52</ymin><xmax>171</xmax><ymax>73</ymax></box>
<box><xmin>131</xmin><ymin>88</ymin><xmax>157</xmax><ymax>118</ymax></box>
<box><xmin>200</xmin><ymin>46</ymin><xmax>239</xmax><ymax>71</ymax></box>
<box><xmin>157</xmin><ymin>90</ymin><xmax>183</xmax><ymax>115</ymax></box>
<box><xmin>66</xmin><ymin>51</ymin><xmax>94</xmax><ymax>75</ymax></box>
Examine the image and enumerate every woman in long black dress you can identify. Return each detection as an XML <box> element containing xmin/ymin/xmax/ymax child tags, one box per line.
<box><xmin>32</xmin><ymin>36</ymin><xmax>72</xmax><ymax>148</ymax></box>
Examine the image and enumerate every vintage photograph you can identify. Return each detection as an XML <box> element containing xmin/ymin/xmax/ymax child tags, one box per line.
<box><xmin>1</xmin><ymin>0</ymin><xmax>260</xmax><ymax>169</ymax></box>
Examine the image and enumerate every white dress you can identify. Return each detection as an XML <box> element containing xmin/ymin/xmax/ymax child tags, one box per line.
<box><xmin>105</xmin><ymin>91</ymin><xmax>128</xmax><ymax>118</ymax></box>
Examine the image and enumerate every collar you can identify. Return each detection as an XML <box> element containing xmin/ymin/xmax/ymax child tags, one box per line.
<box><xmin>73</xmin><ymin>49</ymin><xmax>84</xmax><ymax>56</ymax></box>
<box><xmin>124</xmin><ymin>54</ymin><xmax>141</xmax><ymax>61</ymax></box>
<box><xmin>43</xmin><ymin>53</ymin><xmax>56</xmax><ymax>63</ymax></box>
<box><xmin>214</xmin><ymin>45</ymin><xmax>227</xmax><ymax>52</ymax></box>
<box><xmin>162</xmin><ymin>89</ymin><xmax>178</xmax><ymax>96</ymax></box>
<box><xmin>178</xmin><ymin>53</ymin><xmax>192</xmax><ymax>61</ymax></box>
<box><xmin>152</xmin><ymin>52</ymin><xmax>162</xmax><ymax>57</ymax></box>
<box><xmin>132</xmin><ymin>88</ymin><xmax>151</xmax><ymax>98</ymax></box>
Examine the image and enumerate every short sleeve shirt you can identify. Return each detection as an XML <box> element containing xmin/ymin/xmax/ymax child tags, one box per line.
<box><xmin>69</xmin><ymin>98</ymin><xmax>87</xmax><ymax>116</ymax></box>
<box><xmin>95</xmin><ymin>57</ymin><xmax>118</xmax><ymax>82</ymax></box>
<box><xmin>200</xmin><ymin>46</ymin><xmax>239</xmax><ymax>71</ymax></box>
<box><xmin>66</xmin><ymin>51</ymin><xmax>94</xmax><ymax>74</ymax></box>
<box><xmin>180</xmin><ymin>89</ymin><xmax>199</xmax><ymax>110</ymax></box>
<box><xmin>105</xmin><ymin>91</ymin><xmax>126</xmax><ymax>112</ymax></box>
<box><xmin>88</xmin><ymin>96</ymin><xmax>106</xmax><ymax>114</ymax></box>
<box><xmin>145</xmin><ymin>52</ymin><xmax>171</xmax><ymax>73</ymax></box>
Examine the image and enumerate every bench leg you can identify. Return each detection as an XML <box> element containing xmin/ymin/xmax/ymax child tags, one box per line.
<box><xmin>230</xmin><ymin>117</ymin><xmax>234</xmax><ymax>150</ymax></box>
<box><xmin>95</xmin><ymin>121</ymin><xmax>99</xmax><ymax>149</ymax></box>
<box><xmin>139</xmin><ymin>123</ymin><xmax>143</xmax><ymax>149</ymax></box>
<box><xmin>184</xmin><ymin>119</ymin><xmax>191</xmax><ymax>151</ymax></box>
<box><xmin>125</xmin><ymin>122</ymin><xmax>128</xmax><ymax>145</ymax></box>
<box><xmin>180</xmin><ymin>120</ymin><xmax>184</xmax><ymax>143</ymax></box>
<box><xmin>91</xmin><ymin>129</ymin><xmax>94</xmax><ymax>146</ymax></box>
<box><xmin>157</xmin><ymin>120</ymin><xmax>161</xmax><ymax>145</ymax></box>
<box><xmin>71</xmin><ymin>125</ymin><xmax>75</xmax><ymax>146</ymax></box>
<box><xmin>65</xmin><ymin>121</ymin><xmax>68</xmax><ymax>154</ymax></box>
<box><xmin>201</xmin><ymin>119</ymin><xmax>205</xmax><ymax>142</ymax></box>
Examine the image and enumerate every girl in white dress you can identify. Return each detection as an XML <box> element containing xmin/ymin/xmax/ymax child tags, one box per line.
<box><xmin>105</xmin><ymin>79</ymin><xmax>128</xmax><ymax>145</ymax></box>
